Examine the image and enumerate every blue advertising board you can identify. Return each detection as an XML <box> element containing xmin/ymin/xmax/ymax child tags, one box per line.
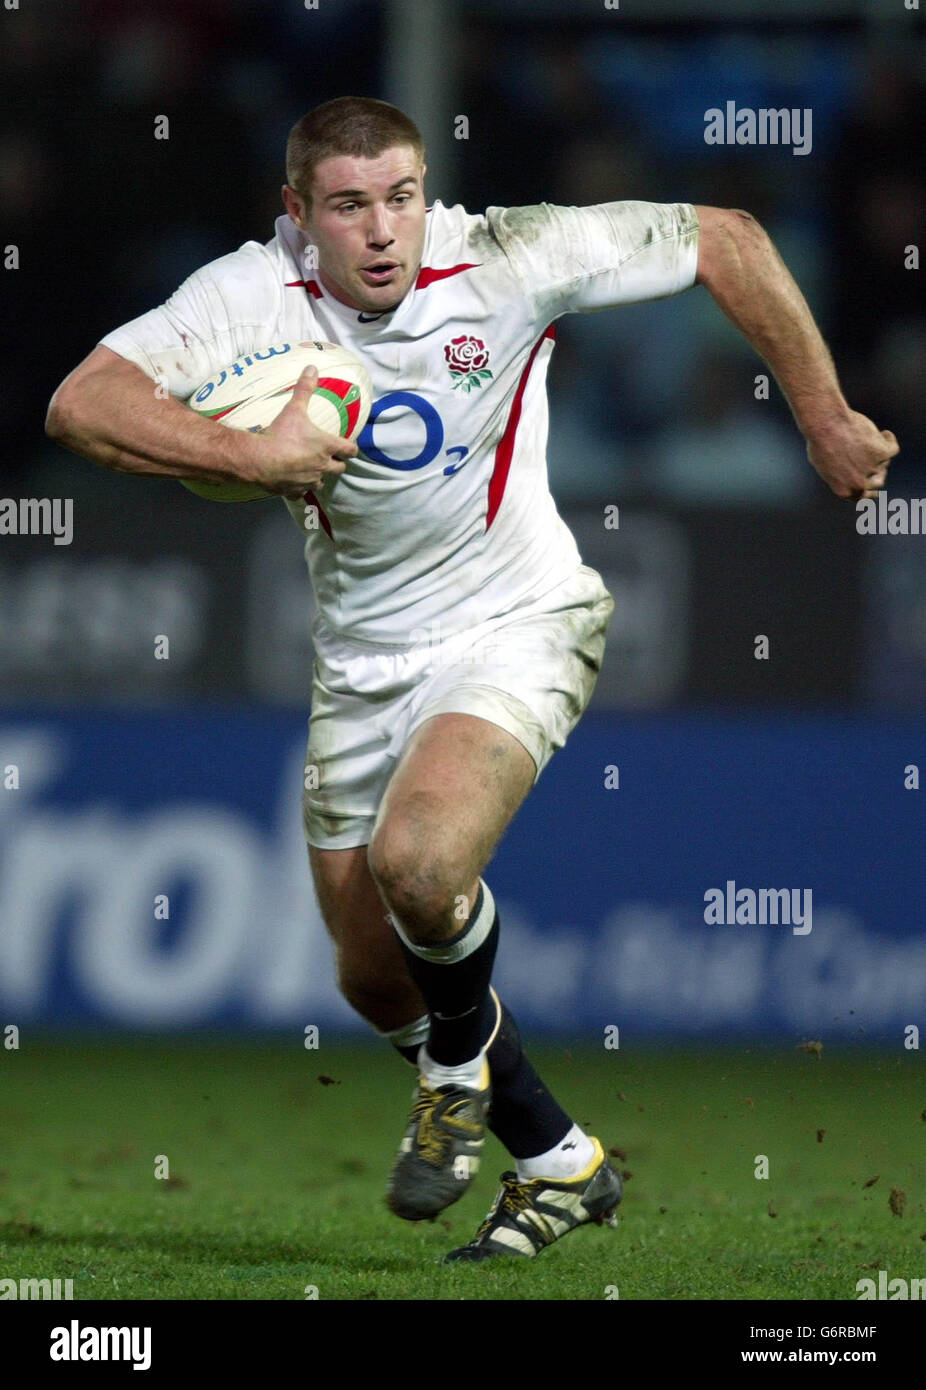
<box><xmin>0</xmin><ymin>708</ymin><xmax>921</xmax><ymax>1038</ymax></box>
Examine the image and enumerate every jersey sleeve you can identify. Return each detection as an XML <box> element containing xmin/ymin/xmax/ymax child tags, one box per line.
<box><xmin>486</xmin><ymin>200</ymin><xmax>700</xmax><ymax>321</ymax></box>
<box><xmin>97</xmin><ymin>242</ymin><xmax>283</xmax><ymax>400</ymax></box>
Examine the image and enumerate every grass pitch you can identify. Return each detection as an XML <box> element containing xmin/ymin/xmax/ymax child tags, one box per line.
<box><xmin>0</xmin><ymin>1039</ymin><xmax>922</xmax><ymax>1301</ymax></box>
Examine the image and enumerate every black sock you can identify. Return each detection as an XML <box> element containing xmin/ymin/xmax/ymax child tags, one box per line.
<box><xmin>483</xmin><ymin>1001</ymin><xmax>573</xmax><ymax>1159</ymax></box>
<box><xmin>393</xmin><ymin>882</ymin><xmax>499</xmax><ymax>1066</ymax></box>
<box><xmin>388</xmin><ymin>999</ymin><xmax>573</xmax><ymax>1159</ymax></box>
<box><xmin>392</xmin><ymin>1041</ymin><xmax>421</xmax><ymax>1068</ymax></box>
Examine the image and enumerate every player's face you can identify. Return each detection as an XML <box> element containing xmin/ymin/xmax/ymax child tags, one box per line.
<box><xmin>287</xmin><ymin>146</ymin><xmax>427</xmax><ymax>313</ymax></box>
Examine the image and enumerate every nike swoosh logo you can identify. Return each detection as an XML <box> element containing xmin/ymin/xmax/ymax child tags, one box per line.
<box><xmin>357</xmin><ymin>312</ymin><xmax>386</xmax><ymax>322</ymax></box>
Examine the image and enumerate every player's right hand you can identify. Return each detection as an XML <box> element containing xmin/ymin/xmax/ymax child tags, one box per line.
<box><xmin>248</xmin><ymin>365</ymin><xmax>359</xmax><ymax>497</ymax></box>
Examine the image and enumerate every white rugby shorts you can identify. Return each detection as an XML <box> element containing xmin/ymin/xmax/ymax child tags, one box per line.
<box><xmin>302</xmin><ymin>564</ymin><xmax>614</xmax><ymax>849</ymax></box>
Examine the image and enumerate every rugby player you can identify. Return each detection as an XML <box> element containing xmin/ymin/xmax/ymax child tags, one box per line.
<box><xmin>46</xmin><ymin>96</ymin><xmax>898</xmax><ymax>1262</ymax></box>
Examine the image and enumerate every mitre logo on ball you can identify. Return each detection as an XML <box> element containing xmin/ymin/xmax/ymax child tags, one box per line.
<box><xmin>182</xmin><ymin>340</ymin><xmax>373</xmax><ymax>501</ymax></box>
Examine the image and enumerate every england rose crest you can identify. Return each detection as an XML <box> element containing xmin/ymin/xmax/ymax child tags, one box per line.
<box><xmin>444</xmin><ymin>334</ymin><xmax>493</xmax><ymax>392</ymax></box>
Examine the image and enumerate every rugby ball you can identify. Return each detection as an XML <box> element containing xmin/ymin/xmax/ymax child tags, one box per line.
<box><xmin>181</xmin><ymin>341</ymin><xmax>373</xmax><ymax>501</ymax></box>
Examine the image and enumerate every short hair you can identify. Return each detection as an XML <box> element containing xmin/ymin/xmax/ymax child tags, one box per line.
<box><xmin>286</xmin><ymin>96</ymin><xmax>425</xmax><ymax>208</ymax></box>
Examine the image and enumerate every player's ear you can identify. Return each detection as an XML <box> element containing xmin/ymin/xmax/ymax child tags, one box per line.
<box><xmin>282</xmin><ymin>184</ymin><xmax>308</xmax><ymax>227</ymax></box>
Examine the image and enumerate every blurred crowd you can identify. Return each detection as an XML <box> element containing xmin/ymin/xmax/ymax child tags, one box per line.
<box><xmin>457</xmin><ymin>20</ymin><xmax>925</xmax><ymax>504</ymax></box>
<box><xmin>3</xmin><ymin>0</ymin><xmax>923</xmax><ymax>505</ymax></box>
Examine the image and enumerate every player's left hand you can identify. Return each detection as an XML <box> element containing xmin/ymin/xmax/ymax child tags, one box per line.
<box><xmin>805</xmin><ymin>411</ymin><xmax>899</xmax><ymax>501</ymax></box>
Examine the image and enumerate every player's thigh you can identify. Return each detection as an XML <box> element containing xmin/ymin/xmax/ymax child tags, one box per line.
<box><xmin>368</xmin><ymin>711</ymin><xmax>535</xmax><ymax>898</ymax></box>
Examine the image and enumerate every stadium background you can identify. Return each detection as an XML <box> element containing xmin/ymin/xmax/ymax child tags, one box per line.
<box><xmin>1</xmin><ymin>0</ymin><xmax>923</xmax><ymax>1045</ymax></box>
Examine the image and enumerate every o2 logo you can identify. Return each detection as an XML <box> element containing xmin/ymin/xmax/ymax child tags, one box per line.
<box><xmin>357</xmin><ymin>391</ymin><xmax>469</xmax><ymax>477</ymax></box>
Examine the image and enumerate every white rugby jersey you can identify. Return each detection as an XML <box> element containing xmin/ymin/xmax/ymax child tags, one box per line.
<box><xmin>100</xmin><ymin>199</ymin><xmax>699</xmax><ymax>646</ymax></box>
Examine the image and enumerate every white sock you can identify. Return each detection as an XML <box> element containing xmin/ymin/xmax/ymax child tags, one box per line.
<box><xmin>418</xmin><ymin>1043</ymin><xmax>486</xmax><ymax>1092</ymax></box>
<box><xmin>377</xmin><ymin>1014</ymin><xmax>430</xmax><ymax>1050</ymax></box>
<box><xmin>515</xmin><ymin>1125</ymin><xmax>597</xmax><ymax>1181</ymax></box>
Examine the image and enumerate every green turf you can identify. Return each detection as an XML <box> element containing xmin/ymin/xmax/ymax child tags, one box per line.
<box><xmin>0</xmin><ymin>1039</ymin><xmax>921</xmax><ymax>1300</ymax></box>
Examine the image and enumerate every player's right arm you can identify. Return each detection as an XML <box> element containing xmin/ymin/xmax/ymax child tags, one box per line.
<box><xmin>45</xmin><ymin>346</ymin><xmax>355</xmax><ymax>496</ymax></box>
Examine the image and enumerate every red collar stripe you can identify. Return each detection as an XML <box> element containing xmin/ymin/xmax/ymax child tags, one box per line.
<box><xmin>415</xmin><ymin>263</ymin><xmax>479</xmax><ymax>290</ymax></box>
<box><xmin>285</xmin><ymin>279</ymin><xmax>323</xmax><ymax>298</ymax></box>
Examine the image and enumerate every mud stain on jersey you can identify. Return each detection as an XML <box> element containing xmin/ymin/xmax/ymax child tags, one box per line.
<box><xmin>468</xmin><ymin>219</ymin><xmax>506</xmax><ymax>258</ymax></box>
<box><xmin>491</xmin><ymin>204</ymin><xmax>554</xmax><ymax>248</ymax></box>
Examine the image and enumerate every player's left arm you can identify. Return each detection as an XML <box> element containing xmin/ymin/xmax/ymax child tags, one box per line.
<box><xmin>693</xmin><ymin>205</ymin><xmax>898</xmax><ymax>500</ymax></box>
